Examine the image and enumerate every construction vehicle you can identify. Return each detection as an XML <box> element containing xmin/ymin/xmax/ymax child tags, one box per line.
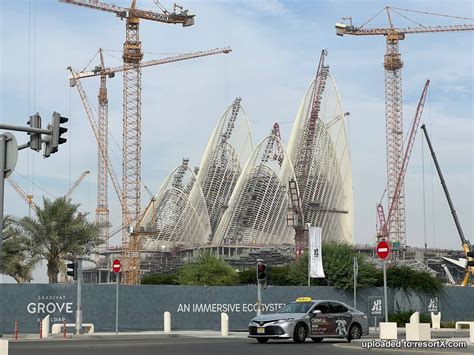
<box><xmin>336</xmin><ymin>6</ymin><xmax>474</xmax><ymax>247</ymax></box>
<box><xmin>421</xmin><ymin>124</ymin><xmax>473</xmax><ymax>287</ymax></box>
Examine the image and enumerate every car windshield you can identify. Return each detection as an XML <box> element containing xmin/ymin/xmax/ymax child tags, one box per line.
<box><xmin>276</xmin><ymin>302</ymin><xmax>313</xmax><ymax>314</ymax></box>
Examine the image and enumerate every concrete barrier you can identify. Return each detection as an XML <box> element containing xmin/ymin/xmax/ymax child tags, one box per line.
<box><xmin>470</xmin><ymin>326</ymin><xmax>474</xmax><ymax>344</ymax></box>
<box><xmin>0</xmin><ymin>339</ymin><xmax>8</xmax><ymax>355</ymax></box>
<box><xmin>379</xmin><ymin>322</ymin><xmax>397</xmax><ymax>340</ymax></box>
<box><xmin>51</xmin><ymin>323</ymin><xmax>94</xmax><ymax>335</ymax></box>
<box><xmin>455</xmin><ymin>321</ymin><xmax>474</xmax><ymax>330</ymax></box>
<box><xmin>431</xmin><ymin>312</ymin><xmax>441</xmax><ymax>329</ymax></box>
<box><xmin>406</xmin><ymin>312</ymin><xmax>430</xmax><ymax>341</ymax></box>
<box><xmin>221</xmin><ymin>313</ymin><xmax>229</xmax><ymax>336</ymax></box>
<box><xmin>164</xmin><ymin>312</ymin><xmax>171</xmax><ymax>333</ymax></box>
<box><xmin>41</xmin><ymin>315</ymin><xmax>50</xmax><ymax>338</ymax></box>
<box><xmin>409</xmin><ymin>312</ymin><xmax>420</xmax><ymax>324</ymax></box>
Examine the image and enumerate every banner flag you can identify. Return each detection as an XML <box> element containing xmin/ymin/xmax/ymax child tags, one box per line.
<box><xmin>309</xmin><ymin>226</ymin><xmax>325</xmax><ymax>278</ymax></box>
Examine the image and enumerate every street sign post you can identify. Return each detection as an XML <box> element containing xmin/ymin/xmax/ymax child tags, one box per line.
<box><xmin>112</xmin><ymin>259</ymin><xmax>121</xmax><ymax>334</ymax></box>
<box><xmin>376</xmin><ymin>241</ymin><xmax>390</xmax><ymax>260</ymax></box>
<box><xmin>0</xmin><ymin>133</ymin><xmax>18</xmax><ymax>285</ymax></box>
<box><xmin>376</xmin><ymin>241</ymin><xmax>391</xmax><ymax>322</ymax></box>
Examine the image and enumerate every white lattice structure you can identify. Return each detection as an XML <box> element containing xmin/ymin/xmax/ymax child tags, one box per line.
<box><xmin>287</xmin><ymin>63</ymin><xmax>354</xmax><ymax>244</ymax></box>
<box><xmin>195</xmin><ymin>97</ymin><xmax>253</xmax><ymax>235</ymax></box>
<box><xmin>141</xmin><ymin>159</ymin><xmax>211</xmax><ymax>249</ymax></box>
<box><xmin>213</xmin><ymin>130</ymin><xmax>296</xmax><ymax>246</ymax></box>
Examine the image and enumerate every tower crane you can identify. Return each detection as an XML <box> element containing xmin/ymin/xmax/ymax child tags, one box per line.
<box><xmin>6</xmin><ymin>177</ymin><xmax>37</xmax><ymax>214</ymax></box>
<box><xmin>64</xmin><ymin>170</ymin><xmax>91</xmax><ymax>199</ymax></box>
<box><xmin>336</xmin><ymin>6</ymin><xmax>474</xmax><ymax>247</ymax></box>
<box><xmin>376</xmin><ymin>80</ymin><xmax>430</xmax><ymax>246</ymax></box>
<box><xmin>60</xmin><ymin>0</ymin><xmax>196</xmax><ymax>284</ymax></box>
<box><xmin>68</xmin><ymin>46</ymin><xmax>231</xmax><ymax>282</ymax></box>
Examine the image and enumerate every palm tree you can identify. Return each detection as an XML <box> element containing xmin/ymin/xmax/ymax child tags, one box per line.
<box><xmin>16</xmin><ymin>197</ymin><xmax>104</xmax><ymax>283</ymax></box>
<box><xmin>1</xmin><ymin>216</ymin><xmax>37</xmax><ymax>283</ymax></box>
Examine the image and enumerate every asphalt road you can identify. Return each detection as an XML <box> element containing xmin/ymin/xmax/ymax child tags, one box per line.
<box><xmin>8</xmin><ymin>337</ymin><xmax>473</xmax><ymax>355</ymax></box>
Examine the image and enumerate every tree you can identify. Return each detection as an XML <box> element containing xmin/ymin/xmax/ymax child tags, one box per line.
<box><xmin>176</xmin><ymin>253</ymin><xmax>238</xmax><ymax>286</ymax></box>
<box><xmin>15</xmin><ymin>197</ymin><xmax>103</xmax><ymax>283</ymax></box>
<box><xmin>1</xmin><ymin>216</ymin><xmax>37</xmax><ymax>283</ymax></box>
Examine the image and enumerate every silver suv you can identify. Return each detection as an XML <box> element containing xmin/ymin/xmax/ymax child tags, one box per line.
<box><xmin>248</xmin><ymin>297</ymin><xmax>369</xmax><ymax>343</ymax></box>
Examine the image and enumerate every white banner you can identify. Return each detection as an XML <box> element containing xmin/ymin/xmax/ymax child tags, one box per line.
<box><xmin>309</xmin><ymin>226</ymin><xmax>325</xmax><ymax>278</ymax></box>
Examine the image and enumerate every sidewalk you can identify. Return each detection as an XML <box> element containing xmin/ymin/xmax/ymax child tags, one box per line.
<box><xmin>2</xmin><ymin>328</ymin><xmax>472</xmax><ymax>342</ymax></box>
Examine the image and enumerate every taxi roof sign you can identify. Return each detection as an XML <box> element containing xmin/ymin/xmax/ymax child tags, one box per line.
<box><xmin>295</xmin><ymin>297</ymin><xmax>312</xmax><ymax>303</ymax></box>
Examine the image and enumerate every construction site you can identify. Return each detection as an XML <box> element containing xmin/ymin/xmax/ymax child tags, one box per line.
<box><xmin>3</xmin><ymin>2</ymin><xmax>473</xmax><ymax>287</ymax></box>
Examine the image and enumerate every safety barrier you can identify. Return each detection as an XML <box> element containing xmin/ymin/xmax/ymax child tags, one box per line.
<box><xmin>379</xmin><ymin>322</ymin><xmax>397</xmax><ymax>339</ymax></box>
<box><xmin>431</xmin><ymin>312</ymin><xmax>441</xmax><ymax>329</ymax></box>
<box><xmin>51</xmin><ymin>323</ymin><xmax>94</xmax><ymax>335</ymax></box>
<box><xmin>0</xmin><ymin>339</ymin><xmax>8</xmax><ymax>355</ymax></box>
<box><xmin>406</xmin><ymin>312</ymin><xmax>430</xmax><ymax>341</ymax></box>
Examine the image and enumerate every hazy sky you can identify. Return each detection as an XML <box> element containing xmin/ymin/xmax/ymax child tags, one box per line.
<box><xmin>1</xmin><ymin>0</ymin><xmax>472</xmax><ymax>283</ymax></box>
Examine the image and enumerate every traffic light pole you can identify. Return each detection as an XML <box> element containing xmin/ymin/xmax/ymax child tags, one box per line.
<box><xmin>75</xmin><ymin>258</ymin><xmax>83</xmax><ymax>335</ymax></box>
<box><xmin>257</xmin><ymin>281</ymin><xmax>262</xmax><ymax>316</ymax></box>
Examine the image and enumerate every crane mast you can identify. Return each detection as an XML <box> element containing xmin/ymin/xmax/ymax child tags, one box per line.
<box><xmin>97</xmin><ymin>49</ymin><xmax>110</xmax><ymax>251</ymax></box>
<box><xmin>336</xmin><ymin>6</ymin><xmax>474</xmax><ymax>248</ymax></box>
<box><xmin>61</xmin><ymin>0</ymin><xmax>195</xmax><ymax>284</ymax></box>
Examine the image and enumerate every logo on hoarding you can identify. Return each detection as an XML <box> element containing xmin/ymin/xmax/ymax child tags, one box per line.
<box><xmin>426</xmin><ymin>296</ymin><xmax>440</xmax><ymax>313</ymax></box>
<box><xmin>368</xmin><ymin>296</ymin><xmax>384</xmax><ymax>317</ymax></box>
<box><xmin>26</xmin><ymin>295</ymin><xmax>73</xmax><ymax>323</ymax></box>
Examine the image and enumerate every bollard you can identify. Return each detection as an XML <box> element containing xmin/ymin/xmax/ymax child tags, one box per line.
<box><xmin>63</xmin><ymin>320</ymin><xmax>67</xmax><ymax>339</ymax></box>
<box><xmin>39</xmin><ymin>319</ymin><xmax>43</xmax><ymax>340</ymax></box>
<box><xmin>164</xmin><ymin>312</ymin><xmax>171</xmax><ymax>333</ymax></box>
<box><xmin>14</xmin><ymin>321</ymin><xmax>18</xmax><ymax>341</ymax></box>
<box><xmin>221</xmin><ymin>313</ymin><xmax>229</xmax><ymax>337</ymax></box>
<box><xmin>41</xmin><ymin>315</ymin><xmax>50</xmax><ymax>339</ymax></box>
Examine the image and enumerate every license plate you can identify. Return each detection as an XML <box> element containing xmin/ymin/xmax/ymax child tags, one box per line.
<box><xmin>257</xmin><ymin>327</ymin><xmax>265</xmax><ymax>334</ymax></box>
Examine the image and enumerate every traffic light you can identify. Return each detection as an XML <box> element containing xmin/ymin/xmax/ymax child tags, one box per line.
<box><xmin>43</xmin><ymin>112</ymin><xmax>68</xmax><ymax>158</ymax></box>
<box><xmin>257</xmin><ymin>261</ymin><xmax>267</xmax><ymax>287</ymax></box>
<box><xmin>50</xmin><ymin>112</ymin><xmax>68</xmax><ymax>154</ymax></box>
<box><xmin>66</xmin><ymin>261</ymin><xmax>77</xmax><ymax>280</ymax></box>
<box><xmin>27</xmin><ymin>113</ymin><xmax>42</xmax><ymax>152</ymax></box>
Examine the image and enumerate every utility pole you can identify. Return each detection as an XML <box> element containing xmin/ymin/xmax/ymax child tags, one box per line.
<box><xmin>75</xmin><ymin>258</ymin><xmax>83</xmax><ymax>335</ymax></box>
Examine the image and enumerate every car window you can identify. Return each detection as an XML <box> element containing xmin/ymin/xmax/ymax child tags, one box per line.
<box><xmin>313</xmin><ymin>302</ymin><xmax>330</xmax><ymax>314</ymax></box>
<box><xmin>276</xmin><ymin>302</ymin><xmax>314</xmax><ymax>313</ymax></box>
<box><xmin>329</xmin><ymin>302</ymin><xmax>348</xmax><ymax>313</ymax></box>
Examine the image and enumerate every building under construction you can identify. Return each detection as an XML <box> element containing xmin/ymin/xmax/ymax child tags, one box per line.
<box><xmin>85</xmin><ymin>50</ymin><xmax>355</xmax><ymax>281</ymax></box>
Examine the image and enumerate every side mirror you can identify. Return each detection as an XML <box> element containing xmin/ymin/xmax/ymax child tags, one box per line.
<box><xmin>313</xmin><ymin>310</ymin><xmax>322</xmax><ymax>314</ymax></box>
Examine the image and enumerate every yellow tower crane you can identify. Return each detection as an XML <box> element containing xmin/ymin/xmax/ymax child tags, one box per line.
<box><xmin>68</xmin><ymin>47</ymin><xmax>231</xmax><ymax>283</ymax></box>
<box><xmin>335</xmin><ymin>6</ymin><xmax>474</xmax><ymax>249</ymax></box>
<box><xmin>60</xmin><ymin>0</ymin><xmax>195</xmax><ymax>284</ymax></box>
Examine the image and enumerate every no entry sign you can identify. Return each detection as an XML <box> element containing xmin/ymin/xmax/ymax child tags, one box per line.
<box><xmin>376</xmin><ymin>241</ymin><xmax>390</xmax><ymax>260</ymax></box>
<box><xmin>112</xmin><ymin>259</ymin><xmax>122</xmax><ymax>273</ymax></box>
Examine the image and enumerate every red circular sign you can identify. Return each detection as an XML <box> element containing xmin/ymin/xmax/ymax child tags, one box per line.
<box><xmin>376</xmin><ymin>241</ymin><xmax>390</xmax><ymax>260</ymax></box>
<box><xmin>112</xmin><ymin>259</ymin><xmax>122</xmax><ymax>273</ymax></box>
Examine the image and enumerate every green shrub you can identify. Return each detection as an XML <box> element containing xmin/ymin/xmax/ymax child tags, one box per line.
<box><xmin>388</xmin><ymin>309</ymin><xmax>431</xmax><ymax>327</ymax></box>
<box><xmin>141</xmin><ymin>273</ymin><xmax>178</xmax><ymax>285</ymax></box>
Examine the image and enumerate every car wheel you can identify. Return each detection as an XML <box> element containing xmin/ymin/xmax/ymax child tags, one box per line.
<box><xmin>311</xmin><ymin>337</ymin><xmax>323</xmax><ymax>343</ymax></box>
<box><xmin>348</xmin><ymin>323</ymin><xmax>362</xmax><ymax>341</ymax></box>
<box><xmin>293</xmin><ymin>323</ymin><xmax>307</xmax><ymax>343</ymax></box>
<box><xmin>257</xmin><ymin>338</ymin><xmax>269</xmax><ymax>344</ymax></box>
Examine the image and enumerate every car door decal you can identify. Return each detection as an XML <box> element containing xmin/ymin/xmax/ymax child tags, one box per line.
<box><xmin>334</xmin><ymin>318</ymin><xmax>348</xmax><ymax>336</ymax></box>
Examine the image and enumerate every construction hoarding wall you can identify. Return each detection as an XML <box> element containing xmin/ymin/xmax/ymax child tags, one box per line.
<box><xmin>0</xmin><ymin>285</ymin><xmax>473</xmax><ymax>333</ymax></box>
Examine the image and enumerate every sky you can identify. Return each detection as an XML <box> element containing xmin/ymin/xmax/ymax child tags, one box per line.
<box><xmin>1</xmin><ymin>0</ymin><xmax>472</xmax><ymax>283</ymax></box>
